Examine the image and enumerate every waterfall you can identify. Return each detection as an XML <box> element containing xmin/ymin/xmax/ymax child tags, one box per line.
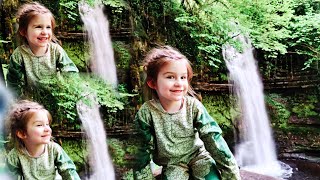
<box><xmin>77</xmin><ymin>1</ymin><xmax>116</xmax><ymax>179</ymax></box>
<box><xmin>223</xmin><ymin>35</ymin><xmax>292</xmax><ymax>178</ymax></box>
<box><xmin>0</xmin><ymin>82</ymin><xmax>12</xmax><ymax>131</ymax></box>
<box><xmin>77</xmin><ymin>96</ymin><xmax>115</xmax><ymax>180</ymax></box>
<box><xmin>79</xmin><ymin>1</ymin><xmax>118</xmax><ymax>86</ymax></box>
<box><xmin>0</xmin><ymin>81</ymin><xmax>13</xmax><ymax>179</ymax></box>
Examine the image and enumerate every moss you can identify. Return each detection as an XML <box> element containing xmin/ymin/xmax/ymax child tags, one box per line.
<box><xmin>266</xmin><ymin>93</ymin><xmax>291</xmax><ymax>129</ymax></box>
<box><xmin>62</xmin><ymin>41</ymin><xmax>90</xmax><ymax>72</ymax></box>
<box><xmin>290</xmin><ymin>94</ymin><xmax>319</xmax><ymax>118</ymax></box>
<box><xmin>113</xmin><ymin>41</ymin><xmax>132</xmax><ymax>70</ymax></box>
<box><xmin>108</xmin><ymin>137</ymin><xmax>139</xmax><ymax>169</ymax></box>
<box><xmin>201</xmin><ymin>93</ymin><xmax>237</xmax><ymax>136</ymax></box>
<box><xmin>58</xmin><ymin>138</ymin><xmax>88</xmax><ymax>174</ymax></box>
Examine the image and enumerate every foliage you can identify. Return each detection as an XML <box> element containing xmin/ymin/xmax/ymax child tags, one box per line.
<box><xmin>291</xmin><ymin>94</ymin><xmax>318</xmax><ymax>118</ymax></box>
<box><xmin>102</xmin><ymin>0</ymin><xmax>128</xmax><ymax>13</ymax></box>
<box><xmin>59</xmin><ymin>0</ymin><xmax>81</xmax><ymax>28</ymax></box>
<box><xmin>174</xmin><ymin>0</ymin><xmax>244</xmax><ymax>68</ymax></box>
<box><xmin>266</xmin><ymin>93</ymin><xmax>291</xmax><ymax>129</ymax></box>
<box><xmin>30</xmin><ymin>73</ymin><xmax>130</xmax><ymax>130</ymax></box>
<box><xmin>60</xmin><ymin>139</ymin><xmax>88</xmax><ymax>174</ymax></box>
<box><xmin>129</xmin><ymin>0</ymin><xmax>320</xmax><ymax>72</ymax></box>
<box><xmin>113</xmin><ymin>41</ymin><xmax>132</xmax><ymax>69</ymax></box>
<box><xmin>108</xmin><ymin>137</ymin><xmax>140</xmax><ymax>179</ymax></box>
<box><xmin>287</xmin><ymin>0</ymin><xmax>320</xmax><ymax>69</ymax></box>
<box><xmin>58</xmin><ymin>0</ymin><xmax>82</xmax><ymax>31</ymax></box>
<box><xmin>108</xmin><ymin>138</ymin><xmax>127</xmax><ymax>167</ymax></box>
<box><xmin>62</xmin><ymin>41</ymin><xmax>90</xmax><ymax>72</ymax></box>
<box><xmin>231</xmin><ymin>0</ymin><xmax>294</xmax><ymax>58</ymax></box>
<box><xmin>201</xmin><ymin>94</ymin><xmax>237</xmax><ymax>134</ymax></box>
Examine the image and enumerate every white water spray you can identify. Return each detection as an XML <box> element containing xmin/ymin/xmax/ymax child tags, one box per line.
<box><xmin>0</xmin><ymin>81</ymin><xmax>14</xmax><ymax>180</ymax></box>
<box><xmin>77</xmin><ymin>1</ymin><xmax>116</xmax><ymax>179</ymax></box>
<box><xmin>76</xmin><ymin>96</ymin><xmax>115</xmax><ymax>180</ymax></box>
<box><xmin>79</xmin><ymin>1</ymin><xmax>118</xmax><ymax>86</ymax></box>
<box><xmin>223</xmin><ymin>35</ymin><xmax>292</xmax><ymax>178</ymax></box>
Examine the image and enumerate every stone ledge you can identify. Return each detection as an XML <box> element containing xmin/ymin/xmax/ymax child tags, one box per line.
<box><xmin>240</xmin><ymin>170</ymin><xmax>281</xmax><ymax>180</ymax></box>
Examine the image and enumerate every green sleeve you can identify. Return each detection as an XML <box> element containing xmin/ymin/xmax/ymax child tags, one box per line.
<box><xmin>55</xmin><ymin>145</ymin><xmax>81</xmax><ymax>180</ymax></box>
<box><xmin>6</xmin><ymin>149</ymin><xmax>23</xmax><ymax>179</ymax></box>
<box><xmin>6</xmin><ymin>52</ymin><xmax>24</xmax><ymax>96</ymax></box>
<box><xmin>133</xmin><ymin>108</ymin><xmax>154</xmax><ymax>180</ymax></box>
<box><xmin>195</xmin><ymin>104</ymin><xmax>241</xmax><ymax>180</ymax></box>
<box><xmin>56</xmin><ymin>45</ymin><xmax>79</xmax><ymax>73</ymax></box>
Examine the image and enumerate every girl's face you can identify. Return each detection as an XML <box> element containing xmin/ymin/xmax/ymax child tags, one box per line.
<box><xmin>20</xmin><ymin>110</ymin><xmax>52</xmax><ymax>147</ymax></box>
<box><xmin>24</xmin><ymin>13</ymin><xmax>52</xmax><ymax>54</ymax></box>
<box><xmin>152</xmin><ymin>60</ymin><xmax>189</xmax><ymax>104</ymax></box>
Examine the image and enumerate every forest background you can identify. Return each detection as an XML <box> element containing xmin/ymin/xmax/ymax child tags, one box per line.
<box><xmin>1</xmin><ymin>0</ymin><xmax>320</xmax><ymax>179</ymax></box>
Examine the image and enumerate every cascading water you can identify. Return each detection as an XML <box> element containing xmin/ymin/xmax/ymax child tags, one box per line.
<box><xmin>223</xmin><ymin>35</ymin><xmax>292</xmax><ymax>178</ymax></box>
<box><xmin>76</xmin><ymin>96</ymin><xmax>115</xmax><ymax>180</ymax></box>
<box><xmin>79</xmin><ymin>0</ymin><xmax>117</xmax><ymax>86</ymax></box>
<box><xmin>76</xmin><ymin>1</ymin><xmax>116</xmax><ymax>179</ymax></box>
<box><xmin>0</xmin><ymin>81</ymin><xmax>13</xmax><ymax>180</ymax></box>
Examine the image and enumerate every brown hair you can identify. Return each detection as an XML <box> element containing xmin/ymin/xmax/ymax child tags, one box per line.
<box><xmin>16</xmin><ymin>1</ymin><xmax>58</xmax><ymax>45</ymax></box>
<box><xmin>143</xmin><ymin>45</ymin><xmax>196</xmax><ymax>100</ymax></box>
<box><xmin>6</xmin><ymin>100</ymin><xmax>52</xmax><ymax>151</ymax></box>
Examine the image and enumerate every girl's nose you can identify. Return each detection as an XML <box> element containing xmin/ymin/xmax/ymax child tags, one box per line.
<box><xmin>41</xmin><ymin>28</ymin><xmax>48</xmax><ymax>34</ymax></box>
<box><xmin>44</xmin><ymin>125</ymin><xmax>51</xmax><ymax>131</ymax></box>
<box><xmin>174</xmin><ymin>79</ymin><xmax>182</xmax><ymax>86</ymax></box>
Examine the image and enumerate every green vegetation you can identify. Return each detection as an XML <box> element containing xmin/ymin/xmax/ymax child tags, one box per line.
<box><xmin>202</xmin><ymin>94</ymin><xmax>238</xmax><ymax>135</ymax></box>
<box><xmin>113</xmin><ymin>41</ymin><xmax>132</xmax><ymax>70</ymax></box>
<box><xmin>266</xmin><ymin>91</ymin><xmax>320</xmax><ymax>132</ymax></box>
<box><xmin>291</xmin><ymin>94</ymin><xmax>319</xmax><ymax>118</ymax></box>
<box><xmin>59</xmin><ymin>139</ymin><xmax>88</xmax><ymax>174</ymax></box>
<box><xmin>29</xmin><ymin>74</ymin><xmax>132</xmax><ymax>130</ymax></box>
<box><xmin>62</xmin><ymin>42</ymin><xmax>90</xmax><ymax>72</ymax></box>
<box><xmin>266</xmin><ymin>93</ymin><xmax>291</xmax><ymax>129</ymax></box>
<box><xmin>1</xmin><ymin>0</ymin><xmax>320</xmax><ymax>177</ymax></box>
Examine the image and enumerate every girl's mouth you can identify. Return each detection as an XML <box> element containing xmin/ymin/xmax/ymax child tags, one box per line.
<box><xmin>171</xmin><ymin>90</ymin><xmax>183</xmax><ymax>93</ymax></box>
<box><xmin>38</xmin><ymin>37</ymin><xmax>48</xmax><ymax>41</ymax></box>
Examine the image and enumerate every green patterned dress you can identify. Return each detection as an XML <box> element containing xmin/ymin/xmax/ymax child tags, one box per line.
<box><xmin>6</xmin><ymin>42</ymin><xmax>78</xmax><ymax>96</ymax></box>
<box><xmin>6</xmin><ymin>141</ymin><xmax>80</xmax><ymax>180</ymax></box>
<box><xmin>134</xmin><ymin>96</ymin><xmax>240</xmax><ymax>180</ymax></box>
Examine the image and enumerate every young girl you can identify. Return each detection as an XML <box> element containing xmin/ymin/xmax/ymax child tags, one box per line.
<box><xmin>5</xmin><ymin>100</ymin><xmax>80</xmax><ymax>179</ymax></box>
<box><xmin>6</xmin><ymin>2</ymin><xmax>78</xmax><ymax>96</ymax></box>
<box><xmin>134</xmin><ymin>46</ymin><xmax>241</xmax><ymax>179</ymax></box>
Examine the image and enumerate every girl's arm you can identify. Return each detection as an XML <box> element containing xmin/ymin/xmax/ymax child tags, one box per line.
<box><xmin>6</xmin><ymin>149</ymin><xmax>23</xmax><ymax>179</ymax></box>
<box><xmin>133</xmin><ymin>108</ymin><xmax>154</xmax><ymax>179</ymax></box>
<box><xmin>6</xmin><ymin>52</ymin><xmax>24</xmax><ymax>96</ymax></box>
<box><xmin>54</xmin><ymin>143</ymin><xmax>81</xmax><ymax>180</ymax></box>
<box><xmin>195</xmin><ymin>103</ymin><xmax>241</xmax><ymax>180</ymax></box>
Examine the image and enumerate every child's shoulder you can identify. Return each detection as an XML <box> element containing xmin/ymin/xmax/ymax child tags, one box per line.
<box><xmin>137</xmin><ymin>99</ymin><xmax>164</xmax><ymax>115</ymax></box>
<box><xmin>11</xmin><ymin>45</ymin><xmax>28</xmax><ymax>56</ymax></box>
<box><xmin>49</xmin><ymin>42</ymin><xmax>63</xmax><ymax>51</ymax></box>
<box><xmin>185</xmin><ymin>95</ymin><xmax>202</xmax><ymax>107</ymax></box>
<box><xmin>140</xmin><ymin>99</ymin><xmax>156</xmax><ymax>108</ymax></box>
<box><xmin>7</xmin><ymin>147</ymin><xmax>19</xmax><ymax>156</ymax></box>
<box><xmin>47</xmin><ymin>141</ymin><xmax>63</xmax><ymax>151</ymax></box>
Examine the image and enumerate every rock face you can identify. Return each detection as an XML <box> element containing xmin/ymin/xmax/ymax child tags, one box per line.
<box><xmin>274</xmin><ymin>116</ymin><xmax>320</xmax><ymax>156</ymax></box>
<box><xmin>240</xmin><ymin>170</ymin><xmax>281</xmax><ymax>180</ymax></box>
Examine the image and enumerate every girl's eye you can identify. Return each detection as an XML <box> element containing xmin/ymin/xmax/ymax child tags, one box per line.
<box><xmin>181</xmin><ymin>76</ymin><xmax>187</xmax><ymax>80</ymax></box>
<box><xmin>46</xmin><ymin>26</ymin><xmax>51</xmax><ymax>29</ymax></box>
<box><xmin>166</xmin><ymin>76</ymin><xmax>174</xmax><ymax>79</ymax></box>
<box><xmin>36</xmin><ymin>124</ymin><xmax>43</xmax><ymax>127</ymax></box>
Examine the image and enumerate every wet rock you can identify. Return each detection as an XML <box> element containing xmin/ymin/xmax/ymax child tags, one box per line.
<box><xmin>240</xmin><ymin>170</ymin><xmax>281</xmax><ymax>180</ymax></box>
